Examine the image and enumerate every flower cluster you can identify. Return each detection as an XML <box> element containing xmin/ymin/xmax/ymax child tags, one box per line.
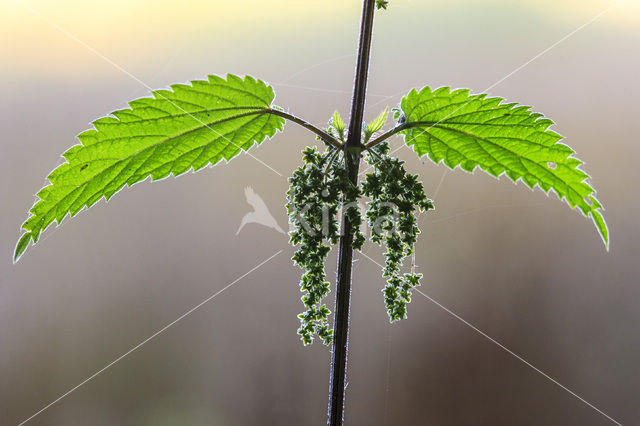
<box><xmin>362</xmin><ymin>142</ymin><xmax>434</xmax><ymax>321</ymax></box>
<box><xmin>287</xmin><ymin>130</ymin><xmax>433</xmax><ymax>343</ymax></box>
<box><xmin>286</xmin><ymin>146</ymin><xmax>362</xmax><ymax>345</ymax></box>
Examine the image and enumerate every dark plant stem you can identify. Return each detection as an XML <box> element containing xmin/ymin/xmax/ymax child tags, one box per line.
<box><xmin>328</xmin><ymin>1</ymin><xmax>376</xmax><ymax>425</ymax></box>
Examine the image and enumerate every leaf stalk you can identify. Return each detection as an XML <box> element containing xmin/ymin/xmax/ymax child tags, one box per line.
<box><xmin>365</xmin><ymin>122</ymin><xmax>409</xmax><ymax>148</ymax></box>
<box><xmin>267</xmin><ymin>109</ymin><xmax>342</xmax><ymax>149</ymax></box>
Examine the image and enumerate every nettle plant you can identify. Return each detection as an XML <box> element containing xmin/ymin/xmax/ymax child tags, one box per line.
<box><xmin>15</xmin><ymin>1</ymin><xmax>608</xmax><ymax>424</ymax></box>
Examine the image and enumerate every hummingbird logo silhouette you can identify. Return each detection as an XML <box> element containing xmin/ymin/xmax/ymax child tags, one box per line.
<box><xmin>236</xmin><ymin>186</ymin><xmax>285</xmax><ymax>235</ymax></box>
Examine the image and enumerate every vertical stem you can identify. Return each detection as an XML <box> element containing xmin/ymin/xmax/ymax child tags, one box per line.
<box><xmin>328</xmin><ymin>1</ymin><xmax>376</xmax><ymax>425</ymax></box>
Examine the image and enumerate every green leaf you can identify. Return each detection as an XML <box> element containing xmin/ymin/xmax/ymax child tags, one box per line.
<box><xmin>398</xmin><ymin>86</ymin><xmax>608</xmax><ymax>249</ymax></box>
<box><xmin>329</xmin><ymin>110</ymin><xmax>346</xmax><ymax>141</ymax></box>
<box><xmin>376</xmin><ymin>0</ymin><xmax>389</xmax><ymax>10</ymax></box>
<box><xmin>364</xmin><ymin>107</ymin><xmax>388</xmax><ymax>143</ymax></box>
<box><xmin>366</xmin><ymin>107</ymin><xmax>388</xmax><ymax>134</ymax></box>
<box><xmin>13</xmin><ymin>233</ymin><xmax>31</xmax><ymax>264</ymax></box>
<box><xmin>14</xmin><ymin>74</ymin><xmax>285</xmax><ymax>262</ymax></box>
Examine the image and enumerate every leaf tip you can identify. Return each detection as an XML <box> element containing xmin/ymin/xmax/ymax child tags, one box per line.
<box><xmin>14</xmin><ymin>232</ymin><xmax>31</xmax><ymax>264</ymax></box>
<box><xmin>590</xmin><ymin>210</ymin><xmax>609</xmax><ymax>252</ymax></box>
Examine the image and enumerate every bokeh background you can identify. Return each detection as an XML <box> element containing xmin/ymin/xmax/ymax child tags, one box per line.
<box><xmin>1</xmin><ymin>0</ymin><xmax>639</xmax><ymax>424</ymax></box>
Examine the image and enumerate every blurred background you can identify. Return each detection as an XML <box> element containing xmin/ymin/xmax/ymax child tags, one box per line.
<box><xmin>1</xmin><ymin>0</ymin><xmax>639</xmax><ymax>424</ymax></box>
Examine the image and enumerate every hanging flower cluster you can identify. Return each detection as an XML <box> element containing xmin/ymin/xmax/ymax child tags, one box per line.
<box><xmin>286</xmin><ymin>145</ymin><xmax>363</xmax><ymax>345</ymax></box>
<box><xmin>287</xmin><ymin>113</ymin><xmax>433</xmax><ymax>345</ymax></box>
<box><xmin>362</xmin><ymin>142</ymin><xmax>434</xmax><ymax>321</ymax></box>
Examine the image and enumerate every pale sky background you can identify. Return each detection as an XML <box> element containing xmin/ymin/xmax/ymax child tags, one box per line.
<box><xmin>1</xmin><ymin>0</ymin><xmax>638</xmax><ymax>76</ymax></box>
